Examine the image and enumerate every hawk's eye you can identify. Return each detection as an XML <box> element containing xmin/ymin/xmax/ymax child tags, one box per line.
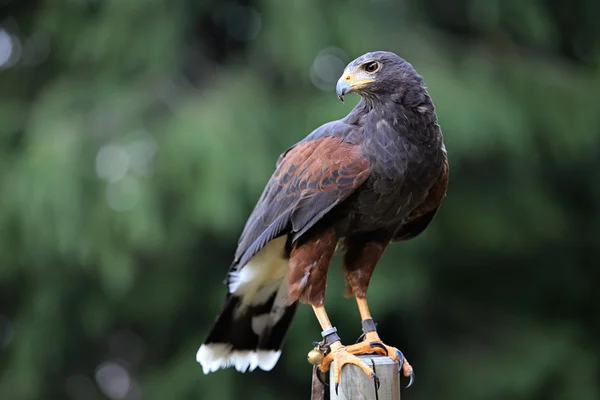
<box><xmin>364</xmin><ymin>61</ymin><xmax>380</xmax><ymax>73</ymax></box>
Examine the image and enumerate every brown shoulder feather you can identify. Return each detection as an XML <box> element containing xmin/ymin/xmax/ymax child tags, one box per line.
<box><xmin>233</xmin><ymin>135</ymin><xmax>370</xmax><ymax>267</ymax></box>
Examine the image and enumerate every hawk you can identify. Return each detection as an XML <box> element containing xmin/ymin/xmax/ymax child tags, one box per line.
<box><xmin>197</xmin><ymin>51</ymin><xmax>448</xmax><ymax>389</ymax></box>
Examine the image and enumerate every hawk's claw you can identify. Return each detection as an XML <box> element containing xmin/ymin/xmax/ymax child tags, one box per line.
<box><xmin>395</xmin><ymin>349</ymin><xmax>405</xmax><ymax>373</ymax></box>
<box><xmin>406</xmin><ymin>369</ymin><xmax>415</xmax><ymax>388</ymax></box>
<box><xmin>395</xmin><ymin>348</ymin><xmax>415</xmax><ymax>388</ymax></box>
<box><xmin>369</xmin><ymin>341</ymin><xmax>388</xmax><ymax>356</ymax></box>
<box><xmin>396</xmin><ymin>349</ymin><xmax>414</xmax><ymax>378</ymax></box>
<box><xmin>335</xmin><ymin>382</ymin><xmax>339</xmax><ymax>395</ymax></box>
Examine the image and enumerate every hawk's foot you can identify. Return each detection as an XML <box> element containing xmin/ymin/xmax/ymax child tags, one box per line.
<box><xmin>347</xmin><ymin>331</ymin><xmax>415</xmax><ymax>387</ymax></box>
<box><xmin>319</xmin><ymin>342</ymin><xmax>380</xmax><ymax>394</ymax></box>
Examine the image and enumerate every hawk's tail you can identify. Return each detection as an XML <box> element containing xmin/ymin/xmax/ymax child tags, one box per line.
<box><xmin>197</xmin><ymin>280</ymin><xmax>298</xmax><ymax>374</ymax></box>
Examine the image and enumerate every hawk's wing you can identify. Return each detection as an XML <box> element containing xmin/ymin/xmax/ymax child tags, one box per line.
<box><xmin>232</xmin><ymin>132</ymin><xmax>370</xmax><ymax>269</ymax></box>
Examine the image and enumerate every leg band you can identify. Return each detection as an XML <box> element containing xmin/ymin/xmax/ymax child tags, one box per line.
<box><xmin>321</xmin><ymin>327</ymin><xmax>341</xmax><ymax>345</ymax></box>
<box><xmin>361</xmin><ymin>318</ymin><xmax>377</xmax><ymax>334</ymax></box>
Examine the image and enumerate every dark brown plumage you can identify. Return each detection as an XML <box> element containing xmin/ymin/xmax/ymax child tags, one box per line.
<box><xmin>198</xmin><ymin>51</ymin><xmax>448</xmax><ymax>385</ymax></box>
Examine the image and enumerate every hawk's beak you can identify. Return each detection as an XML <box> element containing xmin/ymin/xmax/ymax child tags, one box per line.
<box><xmin>336</xmin><ymin>79</ymin><xmax>352</xmax><ymax>102</ymax></box>
<box><xmin>336</xmin><ymin>72</ymin><xmax>374</xmax><ymax>103</ymax></box>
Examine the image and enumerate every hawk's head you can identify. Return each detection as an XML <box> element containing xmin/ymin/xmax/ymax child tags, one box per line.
<box><xmin>335</xmin><ymin>51</ymin><xmax>422</xmax><ymax>102</ymax></box>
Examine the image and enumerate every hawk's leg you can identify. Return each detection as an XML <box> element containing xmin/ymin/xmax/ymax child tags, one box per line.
<box><xmin>312</xmin><ymin>305</ymin><xmax>379</xmax><ymax>393</ymax></box>
<box><xmin>342</xmin><ymin>238</ymin><xmax>415</xmax><ymax>386</ymax></box>
<box><xmin>288</xmin><ymin>227</ymin><xmax>379</xmax><ymax>393</ymax></box>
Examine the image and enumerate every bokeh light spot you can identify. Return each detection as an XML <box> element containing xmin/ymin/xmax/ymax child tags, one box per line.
<box><xmin>0</xmin><ymin>29</ymin><xmax>14</xmax><ymax>68</ymax></box>
<box><xmin>96</xmin><ymin>145</ymin><xmax>130</xmax><ymax>183</ymax></box>
<box><xmin>310</xmin><ymin>47</ymin><xmax>348</xmax><ymax>91</ymax></box>
<box><xmin>94</xmin><ymin>362</ymin><xmax>131</xmax><ymax>400</ymax></box>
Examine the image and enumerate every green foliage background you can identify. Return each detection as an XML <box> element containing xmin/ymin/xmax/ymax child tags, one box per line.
<box><xmin>1</xmin><ymin>0</ymin><xmax>598</xmax><ymax>399</ymax></box>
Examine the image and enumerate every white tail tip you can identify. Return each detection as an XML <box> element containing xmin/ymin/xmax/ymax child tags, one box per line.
<box><xmin>196</xmin><ymin>344</ymin><xmax>281</xmax><ymax>374</ymax></box>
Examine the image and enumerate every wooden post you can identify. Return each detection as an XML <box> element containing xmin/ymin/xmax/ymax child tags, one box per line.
<box><xmin>330</xmin><ymin>355</ymin><xmax>400</xmax><ymax>400</ymax></box>
<box><xmin>311</xmin><ymin>366</ymin><xmax>326</xmax><ymax>400</ymax></box>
